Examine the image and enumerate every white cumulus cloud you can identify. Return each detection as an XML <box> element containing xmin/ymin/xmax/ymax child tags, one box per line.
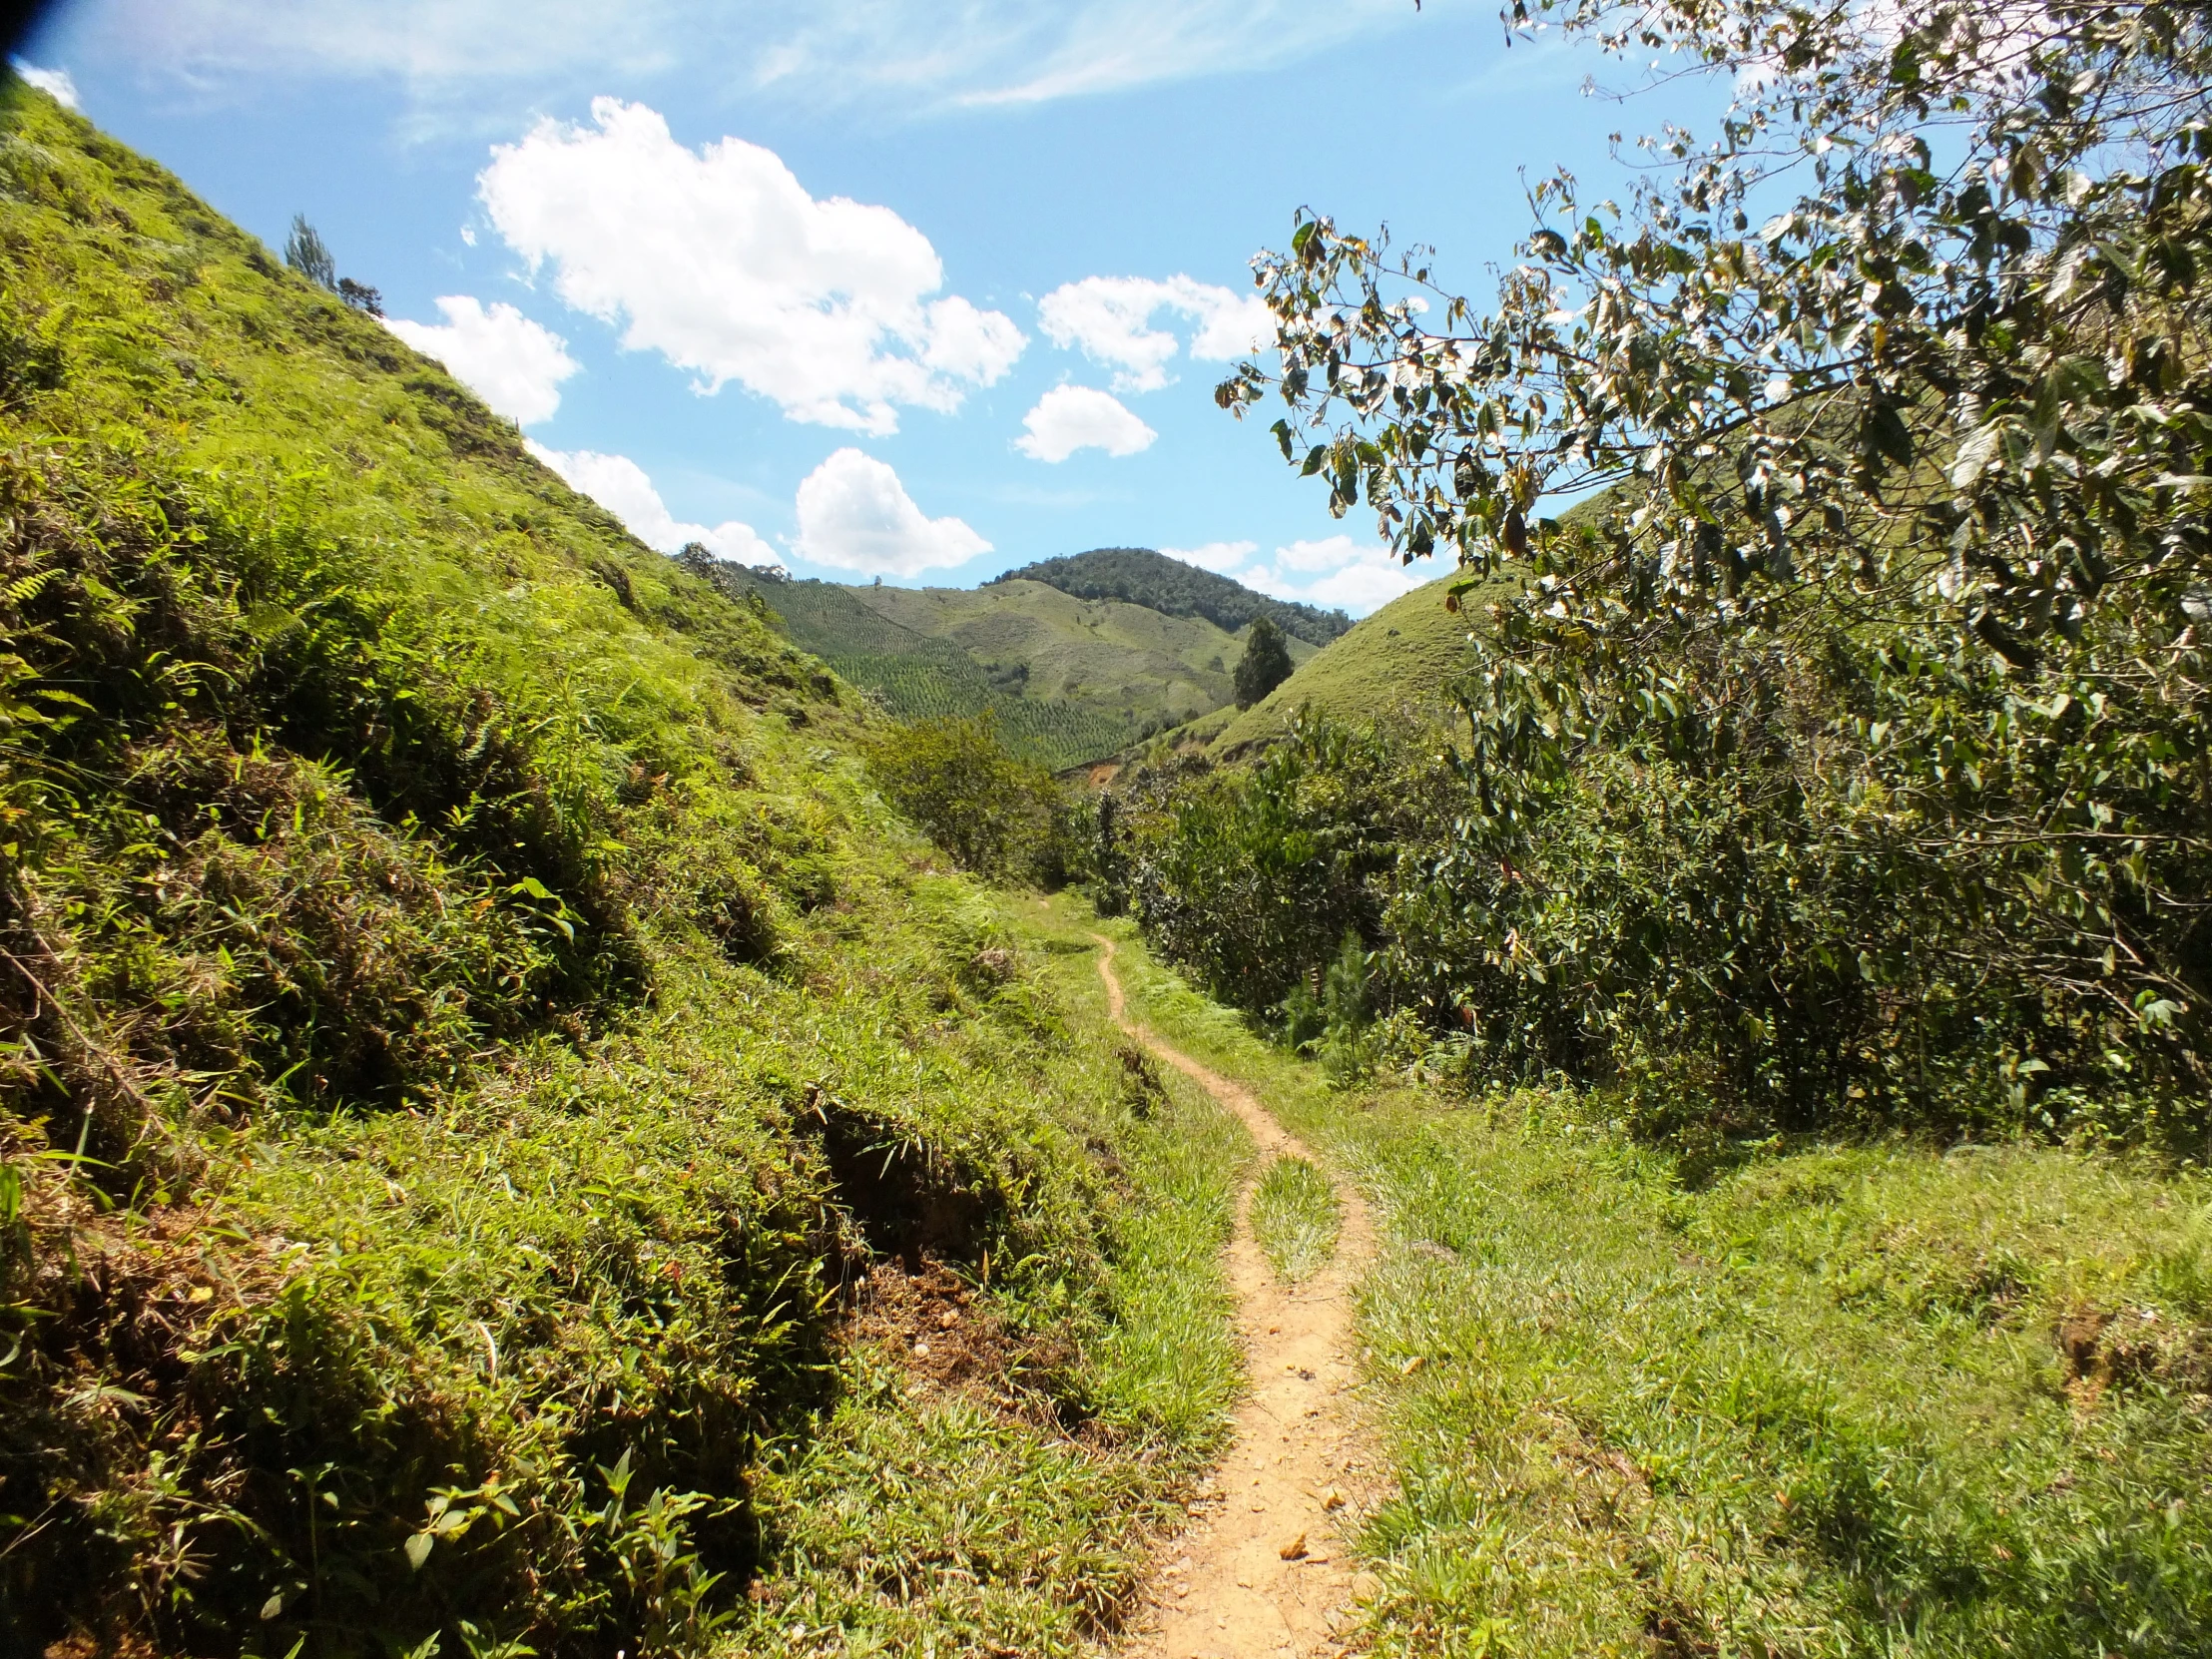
<box><xmin>386</xmin><ymin>296</ymin><xmax>580</xmax><ymax>425</ymax></box>
<box><xmin>526</xmin><ymin>441</ymin><xmax>776</xmax><ymax>565</ymax></box>
<box><xmin>1036</xmin><ymin>275</ymin><xmax>1273</xmax><ymax>392</ymax></box>
<box><xmin>794</xmin><ymin>447</ymin><xmax>989</xmax><ymax>578</ymax></box>
<box><xmin>1163</xmin><ymin>534</ymin><xmax>1425</xmax><ymax>617</ymax></box>
<box><xmin>479</xmin><ymin>99</ymin><xmax>1024</xmax><ymax>435</ymax></box>
<box><xmin>10</xmin><ymin>58</ymin><xmax>80</xmax><ymax>107</ymax></box>
<box><xmin>1014</xmin><ymin>385</ymin><xmax>1157</xmax><ymax>462</ymax></box>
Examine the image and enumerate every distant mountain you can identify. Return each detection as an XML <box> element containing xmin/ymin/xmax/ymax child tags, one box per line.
<box><xmin>987</xmin><ymin>548</ymin><xmax>1352</xmax><ymax>648</ymax></box>
<box><xmin>697</xmin><ymin>563</ymin><xmax>1316</xmax><ymax>771</ymax></box>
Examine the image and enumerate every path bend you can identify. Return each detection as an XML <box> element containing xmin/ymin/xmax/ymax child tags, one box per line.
<box><xmin>1091</xmin><ymin>934</ymin><xmax>1381</xmax><ymax>1659</ymax></box>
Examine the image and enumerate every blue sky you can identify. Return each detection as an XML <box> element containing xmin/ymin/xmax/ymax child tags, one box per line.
<box><xmin>14</xmin><ymin>1</ymin><xmax>1720</xmax><ymax>614</ymax></box>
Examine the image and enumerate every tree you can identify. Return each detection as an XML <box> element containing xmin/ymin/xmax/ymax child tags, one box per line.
<box><xmin>860</xmin><ymin>712</ymin><xmax>1069</xmax><ymax>883</ymax></box>
<box><xmin>1233</xmin><ymin>616</ymin><xmax>1295</xmax><ymax>708</ymax></box>
<box><xmin>1214</xmin><ymin>1</ymin><xmax>2212</xmax><ymax>1126</ymax></box>
<box><xmin>336</xmin><ymin>276</ymin><xmax>383</xmax><ymax>316</ymax></box>
<box><xmin>283</xmin><ymin>214</ymin><xmax>336</xmax><ymax>290</ymax></box>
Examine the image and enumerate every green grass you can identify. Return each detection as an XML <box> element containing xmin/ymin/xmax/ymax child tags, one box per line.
<box><xmin>1208</xmin><ymin>572</ymin><xmax>1479</xmax><ymax>757</ymax></box>
<box><xmin>729</xmin><ymin>893</ymin><xmax>1248</xmax><ymax>1657</ymax></box>
<box><xmin>0</xmin><ymin>81</ymin><xmax>1245</xmax><ymax>1659</ymax></box>
<box><xmin>1094</xmin><ymin>918</ymin><xmax>2212</xmax><ymax>1659</ymax></box>
<box><xmin>723</xmin><ymin>567</ymin><xmax>1318</xmax><ymax>770</ymax></box>
<box><xmin>1251</xmin><ymin>1155</ymin><xmax>1341</xmax><ymax>1284</ymax></box>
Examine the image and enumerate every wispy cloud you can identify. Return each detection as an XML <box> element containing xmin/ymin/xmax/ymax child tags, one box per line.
<box><xmin>9</xmin><ymin>58</ymin><xmax>80</xmax><ymax>107</ymax></box>
<box><xmin>527</xmin><ymin>441</ymin><xmax>776</xmax><ymax>564</ymax></box>
<box><xmin>70</xmin><ymin>0</ymin><xmax>1429</xmax><ymax>119</ymax></box>
<box><xmin>1162</xmin><ymin>533</ymin><xmax>1426</xmax><ymax>616</ymax></box>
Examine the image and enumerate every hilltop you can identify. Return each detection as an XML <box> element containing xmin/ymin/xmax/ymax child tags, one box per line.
<box><xmin>988</xmin><ymin>547</ymin><xmax>1351</xmax><ymax>648</ymax></box>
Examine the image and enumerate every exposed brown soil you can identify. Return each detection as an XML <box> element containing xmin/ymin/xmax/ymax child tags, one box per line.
<box><xmin>847</xmin><ymin>1254</ymin><xmax>1082</xmax><ymax>1411</ymax></box>
<box><xmin>1091</xmin><ymin>934</ymin><xmax>1383</xmax><ymax>1659</ymax></box>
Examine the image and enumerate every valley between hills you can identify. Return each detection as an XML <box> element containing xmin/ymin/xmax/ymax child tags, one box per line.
<box><xmin>8</xmin><ymin>31</ymin><xmax>2212</xmax><ymax>1659</ymax></box>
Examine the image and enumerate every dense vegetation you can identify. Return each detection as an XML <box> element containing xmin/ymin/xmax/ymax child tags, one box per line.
<box><xmin>988</xmin><ymin>547</ymin><xmax>1351</xmax><ymax>647</ymax></box>
<box><xmin>858</xmin><ymin>714</ymin><xmax>1074</xmax><ymax>885</ymax></box>
<box><xmin>1153</xmin><ymin>0</ymin><xmax>2212</xmax><ymax>1147</ymax></box>
<box><xmin>0</xmin><ymin>83</ymin><xmax>1243</xmax><ymax>1658</ymax></box>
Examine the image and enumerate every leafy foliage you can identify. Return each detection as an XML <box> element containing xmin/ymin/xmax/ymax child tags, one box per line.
<box><xmin>988</xmin><ymin>546</ymin><xmax>1352</xmax><ymax>646</ymax></box>
<box><xmin>860</xmin><ymin>713</ymin><xmax>1074</xmax><ymax>885</ymax></box>
<box><xmin>1208</xmin><ymin>0</ymin><xmax>2212</xmax><ymax>1132</ymax></box>
<box><xmin>281</xmin><ymin>214</ymin><xmax>334</xmax><ymax>291</ymax></box>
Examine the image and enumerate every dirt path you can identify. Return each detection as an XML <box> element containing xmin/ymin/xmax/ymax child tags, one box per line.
<box><xmin>1090</xmin><ymin>935</ymin><xmax>1381</xmax><ymax>1659</ymax></box>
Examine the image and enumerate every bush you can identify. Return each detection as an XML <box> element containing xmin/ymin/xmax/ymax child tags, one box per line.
<box><xmin>1232</xmin><ymin>616</ymin><xmax>1294</xmax><ymax>709</ymax></box>
<box><xmin>861</xmin><ymin>712</ymin><xmax>1073</xmax><ymax>885</ymax></box>
<box><xmin>1127</xmin><ymin>701</ymin><xmax>2212</xmax><ymax>1149</ymax></box>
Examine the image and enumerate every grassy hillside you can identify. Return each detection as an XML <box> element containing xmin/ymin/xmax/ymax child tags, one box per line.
<box><xmin>0</xmin><ymin>83</ymin><xmax>1242</xmax><ymax>1658</ymax></box>
<box><xmin>690</xmin><ymin>567</ymin><xmax>1131</xmax><ymax>772</ymax></box>
<box><xmin>718</xmin><ymin>566</ymin><xmax>1313</xmax><ymax>770</ymax></box>
<box><xmin>1103</xmin><ymin>919</ymin><xmax>2212</xmax><ymax>1659</ymax></box>
<box><xmin>988</xmin><ymin>547</ymin><xmax>1352</xmax><ymax>648</ymax></box>
<box><xmin>1205</xmin><ymin>570</ymin><xmax>1475</xmax><ymax>756</ymax></box>
<box><xmin>852</xmin><ymin>577</ymin><xmax>1313</xmax><ymax>730</ymax></box>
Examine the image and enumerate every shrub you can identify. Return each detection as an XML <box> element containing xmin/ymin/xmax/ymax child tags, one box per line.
<box><xmin>860</xmin><ymin>712</ymin><xmax>1072</xmax><ymax>885</ymax></box>
<box><xmin>1232</xmin><ymin>617</ymin><xmax>1294</xmax><ymax>709</ymax></box>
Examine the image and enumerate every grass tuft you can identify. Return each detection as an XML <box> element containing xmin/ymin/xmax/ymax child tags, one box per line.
<box><xmin>1252</xmin><ymin>1155</ymin><xmax>1341</xmax><ymax>1284</ymax></box>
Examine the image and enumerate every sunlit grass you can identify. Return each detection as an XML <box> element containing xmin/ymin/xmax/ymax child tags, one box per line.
<box><xmin>1097</xmin><ymin>920</ymin><xmax>2212</xmax><ymax>1659</ymax></box>
<box><xmin>1252</xmin><ymin>1155</ymin><xmax>1341</xmax><ymax>1284</ymax></box>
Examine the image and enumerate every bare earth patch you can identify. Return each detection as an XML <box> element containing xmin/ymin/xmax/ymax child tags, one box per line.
<box><xmin>1091</xmin><ymin>935</ymin><xmax>1382</xmax><ymax>1658</ymax></box>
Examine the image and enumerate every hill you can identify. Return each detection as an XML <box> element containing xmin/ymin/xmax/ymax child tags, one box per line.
<box><xmin>988</xmin><ymin>547</ymin><xmax>1352</xmax><ymax>647</ymax></box>
<box><xmin>691</xmin><ymin>565</ymin><xmax>1134</xmax><ymax>769</ymax></box>
<box><xmin>1203</xmin><ymin>568</ymin><xmax>1481</xmax><ymax>755</ymax></box>
<box><xmin>713</xmin><ymin>566</ymin><xmax>1313</xmax><ymax>769</ymax></box>
<box><xmin>0</xmin><ymin>82</ymin><xmax>1238</xmax><ymax>1657</ymax></box>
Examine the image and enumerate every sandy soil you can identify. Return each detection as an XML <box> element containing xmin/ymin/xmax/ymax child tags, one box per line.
<box><xmin>1091</xmin><ymin>935</ymin><xmax>1381</xmax><ymax>1659</ymax></box>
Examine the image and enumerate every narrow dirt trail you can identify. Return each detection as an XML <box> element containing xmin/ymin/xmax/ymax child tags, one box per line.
<box><xmin>1090</xmin><ymin>935</ymin><xmax>1381</xmax><ymax>1659</ymax></box>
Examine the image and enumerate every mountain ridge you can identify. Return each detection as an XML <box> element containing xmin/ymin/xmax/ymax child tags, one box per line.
<box><xmin>987</xmin><ymin>547</ymin><xmax>1352</xmax><ymax>647</ymax></box>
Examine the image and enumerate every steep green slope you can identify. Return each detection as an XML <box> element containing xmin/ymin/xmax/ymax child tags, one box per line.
<box><xmin>990</xmin><ymin>547</ymin><xmax>1352</xmax><ymax>647</ymax></box>
<box><xmin>1206</xmin><ymin>570</ymin><xmax>1478</xmax><ymax>755</ymax></box>
<box><xmin>0</xmin><ymin>84</ymin><xmax>1239</xmax><ymax>1658</ymax></box>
